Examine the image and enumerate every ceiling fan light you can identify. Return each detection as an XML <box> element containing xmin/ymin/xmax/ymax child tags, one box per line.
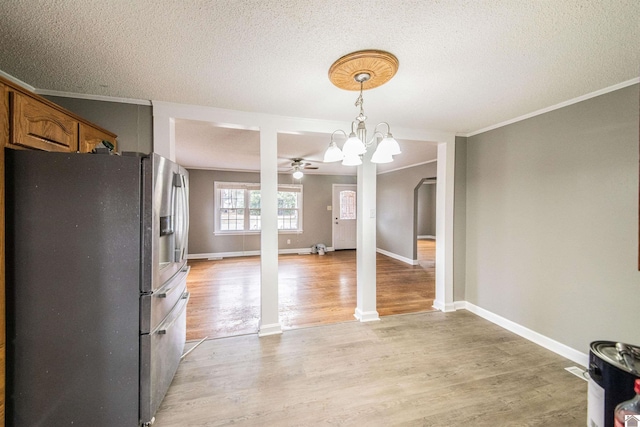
<box><xmin>342</xmin><ymin>154</ymin><xmax>362</xmax><ymax>166</ymax></box>
<box><xmin>371</xmin><ymin>147</ymin><xmax>394</xmax><ymax>164</ymax></box>
<box><xmin>342</xmin><ymin>133</ymin><xmax>366</xmax><ymax>156</ymax></box>
<box><xmin>323</xmin><ymin>143</ymin><xmax>344</xmax><ymax>163</ymax></box>
<box><xmin>292</xmin><ymin>169</ymin><xmax>304</xmax><ymax>179</ymax></box>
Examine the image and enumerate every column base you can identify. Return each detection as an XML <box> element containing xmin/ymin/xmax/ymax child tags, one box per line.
<box><xmin>432</xmin><ymin>299</ymin><xmax>456</xmax><ymax>312</ymax></box>
<box><xmin>354</xmin><ymin>308</ymin><xmax>380</xmax><ymax>322</ymax></box>
<box><xmin>258</xmin><ymin>322</ymin><xmax>283</xmax><ymax>337</ymax></box>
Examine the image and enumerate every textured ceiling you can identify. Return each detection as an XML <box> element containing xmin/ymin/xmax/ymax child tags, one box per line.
<box><xmin>0</xmin><ymin>1</ymin><xmax>638</xmax><ymax>171</ymax></box>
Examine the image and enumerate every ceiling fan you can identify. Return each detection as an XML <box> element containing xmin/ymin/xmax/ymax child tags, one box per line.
<box><xmin>282</xmin><ymin>158</ymin><xmax>319</xmax><ymax>179</ymax></box>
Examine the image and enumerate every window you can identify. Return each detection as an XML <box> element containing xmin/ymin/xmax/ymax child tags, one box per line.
<box><xmin>215</xmin><ymin>182</ymin><xmax>302</xmax><ymax>234</ymax></box>
<box><xmin>339</xmin><ymin>190</ymin><xmax>356</xmax><ymax>220</ymax></box>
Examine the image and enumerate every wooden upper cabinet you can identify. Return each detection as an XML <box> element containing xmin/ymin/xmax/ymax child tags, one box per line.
<box><xmin>1</xmin><ymin>76</ymin><xmax>117</xmax><ymax>154</ymax></box>
<box><xmin>0</xmin><ymin>82</ymin><xmax>8</xmax><ymax>148</ymax></box>
<box><xmin>10</xmin><ymin>91</ymin><xmax>79</xmax><ymax>152</ymax></box>
<box><xmin>79</xmin><ymin>122</ymin><xmax>117</xmax><ymax>153</ymax></box>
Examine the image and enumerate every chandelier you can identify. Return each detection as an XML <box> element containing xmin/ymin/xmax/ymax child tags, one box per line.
<box><xmin>323</xmin><ymin>50</ymin><xmax>401</xmax><ymax>166</ymax></box>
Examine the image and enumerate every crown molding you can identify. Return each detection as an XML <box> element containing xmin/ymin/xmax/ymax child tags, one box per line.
<box><xmin>35</xmin><ymin>88</ymin><xmax>151</xmax><ymax>106</ymax></box>
<box><xmin>0</xmin><ymin>69</ymin><xmax>35</xmax><ymax>91</ymax></box>
<box><xmin>459</xmin><ymin>77</ymin><xmax>640</xmax><ymax>138</ymax></box>
<box><xmin>376</xmin><ymin>158</ymin><xmax>437</xmax><ymax>175</ymax></box>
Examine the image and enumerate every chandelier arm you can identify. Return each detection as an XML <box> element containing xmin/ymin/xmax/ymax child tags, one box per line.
<box><xmin>374</xmin><ymin>122</ymin><xmax>392</xmax><ymax>135</ymax></box>
<box><xmin>366</xmin><ymin>130</ymin><xmax>385</xmax><ymax>147</ymax></box>
<box><xmin>331</xmin><ymin>129</ymin><xmax>348</xmax><ymax>143</ymax></box>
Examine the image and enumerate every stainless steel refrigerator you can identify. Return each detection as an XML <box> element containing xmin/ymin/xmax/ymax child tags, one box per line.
<box><xmin>5</xmin><ymin>149</ymin><xmax>190</xmax><ymax>426</ymax></box>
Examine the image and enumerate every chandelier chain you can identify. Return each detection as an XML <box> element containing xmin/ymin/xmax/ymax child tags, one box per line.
<box><xmin>355</xmin><ymin>81</ymin><xmax>367</xmax><ymax>123</ymax></box>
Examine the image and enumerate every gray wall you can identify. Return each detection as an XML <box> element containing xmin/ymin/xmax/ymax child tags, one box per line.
<box><xmin>464</xmin><ymin>84</ymin><xmax>640</xmax><ymax>354</ymax></box>
<box><xmin>417</xmin><ymin>182</ymin><xmax>436</xmax><ymax>236</ymax></box>
<box><xmin>188</xmin><ymin>168</ymin><xmax>356</xmax><ymax>255</ymax></box>
<box><xmin>377</xmin><ymin>162</ymin><xmax>438</xmax><ymax>260</ymax></box>
<box><xmin>454</xmin><ymin>136</ymin><xmax>467</xmax><ymax>302</ymax></box>
<box><xmin>44</xmin><ymin>96</ymin><xmax>153</xmax><ymax>154</ymax></box>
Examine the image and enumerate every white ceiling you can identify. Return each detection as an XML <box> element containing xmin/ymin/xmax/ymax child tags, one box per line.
<box><xmin>0</xmin><ymin>1</ymin><xmax>637</xmax><ymax>173</ymax></box>
<box><xmin>174</xmin><ymin>118</ymin><xmax>438</xmax><ymax>175</ymax></box>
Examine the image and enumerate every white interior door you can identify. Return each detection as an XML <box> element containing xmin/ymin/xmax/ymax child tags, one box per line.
<box><xmin>332</xmin><ymin>184</ymin><xmax>357</xmax><ymax>250</ymax></box>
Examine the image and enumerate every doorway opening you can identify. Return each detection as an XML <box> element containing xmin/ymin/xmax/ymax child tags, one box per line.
<box><xmin>376</xmin><ymin>176</ymin><xmax>437</xmax><ymax>316</ymax></box>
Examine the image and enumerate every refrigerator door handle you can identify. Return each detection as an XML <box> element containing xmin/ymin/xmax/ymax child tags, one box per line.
<box><xmin>155</xmin><ymin>266</ymin><xmax>190</xmax><ymax>298</ymax></box>
<box><xmin>172</xmin><ymin>172</ymin><xmax>189</xmax><ymax>263</ymax></box>
<box><xmin>156</xmin><ymin>292</ymin><xmax>190</xmax><ymax>335</ymax></box>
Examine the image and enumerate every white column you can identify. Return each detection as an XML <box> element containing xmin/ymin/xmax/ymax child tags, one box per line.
<box><xmin>151</xmin><ymin>114</ymin><xmax>175</xmax><ymax>161</ymax></box>
<box><xmin>354</xmin><ymin>147</ymin><xmax>380</xmax><ymax>322</ymax></box>
<box><xmin>258</xmin><ymin>126</ymin><xmax>282</xmax><ymax>336</ymax></box>
<box><xmin>433</xmin><ymin>139</ymin><xmax>456</xmax><ymax>312</ymax></box>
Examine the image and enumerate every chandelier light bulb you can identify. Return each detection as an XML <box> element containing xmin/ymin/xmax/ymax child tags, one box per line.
<box><xmin>382</xmin><ymin>134</ymin><xmax>401</xmax><ymax>155</ymax></box>
<box><xmin>374</xmin><ymin>138</ymin><xmax>394</xmax><ymax>157</ymax></box>
<box><xmin>323</xmin><ymin>142</ymin><xmax>344</xmax><ymax>162</ymax></box>
<box><xmin>371</xmin><ymin>148</ymin><xmax>394</xmax><ymax>164</ymax></box>
<box><xmin>342</xmin><ymin>133</ymin><xmax>366</xmax><ymax>156</ymax></box>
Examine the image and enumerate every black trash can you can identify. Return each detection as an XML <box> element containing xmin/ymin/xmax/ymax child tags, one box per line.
<box><xmin>588</xmin><ymin>341</ymin><xmax>640</xmax><ymax>427</ymax></box>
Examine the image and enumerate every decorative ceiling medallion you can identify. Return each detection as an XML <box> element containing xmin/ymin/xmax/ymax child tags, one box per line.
<box><xmin>328</xmin><ymin>50</ymin><xmax>399</xmax><ymax>91</ymax></box>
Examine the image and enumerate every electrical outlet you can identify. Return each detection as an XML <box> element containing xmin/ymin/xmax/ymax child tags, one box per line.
<box><xmin>287</xmin><ymin>239</ymin><xmax>291</xmax><ymax>244</ymax></box>
<box><xmin>327</xmin><ymin>205</ymin><xmax>332</xmax><ymax>211</ymax></box>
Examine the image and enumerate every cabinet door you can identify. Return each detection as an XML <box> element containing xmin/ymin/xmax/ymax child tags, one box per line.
<box><xmin>11</xmin><ymin>92</ymin><xmax>78</xmax><ymax>152</ymax></box>
<box><xmin>79</xmin><ymin>123</ymin><xmax>117</xmax><ymax>153</ymax></box>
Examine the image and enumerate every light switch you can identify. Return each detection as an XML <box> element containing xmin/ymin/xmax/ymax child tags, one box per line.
<box><xmin>327</xmin><ymin>205</ymin><xmax>332</xmax><ymax>211</ymax></box>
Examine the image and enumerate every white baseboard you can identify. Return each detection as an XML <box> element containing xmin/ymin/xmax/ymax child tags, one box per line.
<box><xmin>188</xmin><ymin>247</ymin><xmax>335</xmax><ymax>260</ymax></box>
<box><xmin>417</xmin><ymin>235</ymin><xmax>436</xmax><ymax>240</ymax></box>
<box><xmin>454</xmin><ymin>301</ymin><xmax>589</xmax><ymax>367</ymax></box>
<box><xmin>188</xmin><ymin>250</ymin><xmax>259</xmax><ymax>259</ymax></box>
<box><xmin>279</xmin><ymin>247</ymin><xmax>311</xmax><ymax>255</ymax></box>
<box><xmin>376</xmin><ymin>248</ymin><xmax>418</xmax><ymax>266</ymax></box>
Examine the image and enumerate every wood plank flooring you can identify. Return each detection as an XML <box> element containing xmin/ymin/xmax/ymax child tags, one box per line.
<box><xmin>155</xmin><ymin>310</ymin><xmax>588</xmax><ymax>426</ymax></box>
<box><xmin>186</xmin><ymin>240</ymin><xmax>436</xmax><ymax>341</ymax></box>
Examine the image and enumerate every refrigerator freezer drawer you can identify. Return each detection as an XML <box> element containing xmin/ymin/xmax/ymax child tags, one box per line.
<box><xmin>140</xmin><ymin>290</ymin><xmax>190</xmax><ymax>424</ymax></box>
<box><xmin>140</xmin><ymin>266</ymin><xmax>190</xmax><ymax>334</ymax></box>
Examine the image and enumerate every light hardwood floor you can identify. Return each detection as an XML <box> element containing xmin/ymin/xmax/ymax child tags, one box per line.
<box><xmin>155</xmin><ymin>310</ymin><xmax>588</xmax><ymax>426</ymax></box>
<box><xmin>186</xmin><ymin>240</ymin><xmax>436</xmax><ymax>341</ymax></box>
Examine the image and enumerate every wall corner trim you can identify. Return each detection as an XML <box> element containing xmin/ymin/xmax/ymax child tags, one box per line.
<box><xmin>454</xmin><ymin>301</ymin><xmax>589</xmax><ymax>367</ymax></box>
